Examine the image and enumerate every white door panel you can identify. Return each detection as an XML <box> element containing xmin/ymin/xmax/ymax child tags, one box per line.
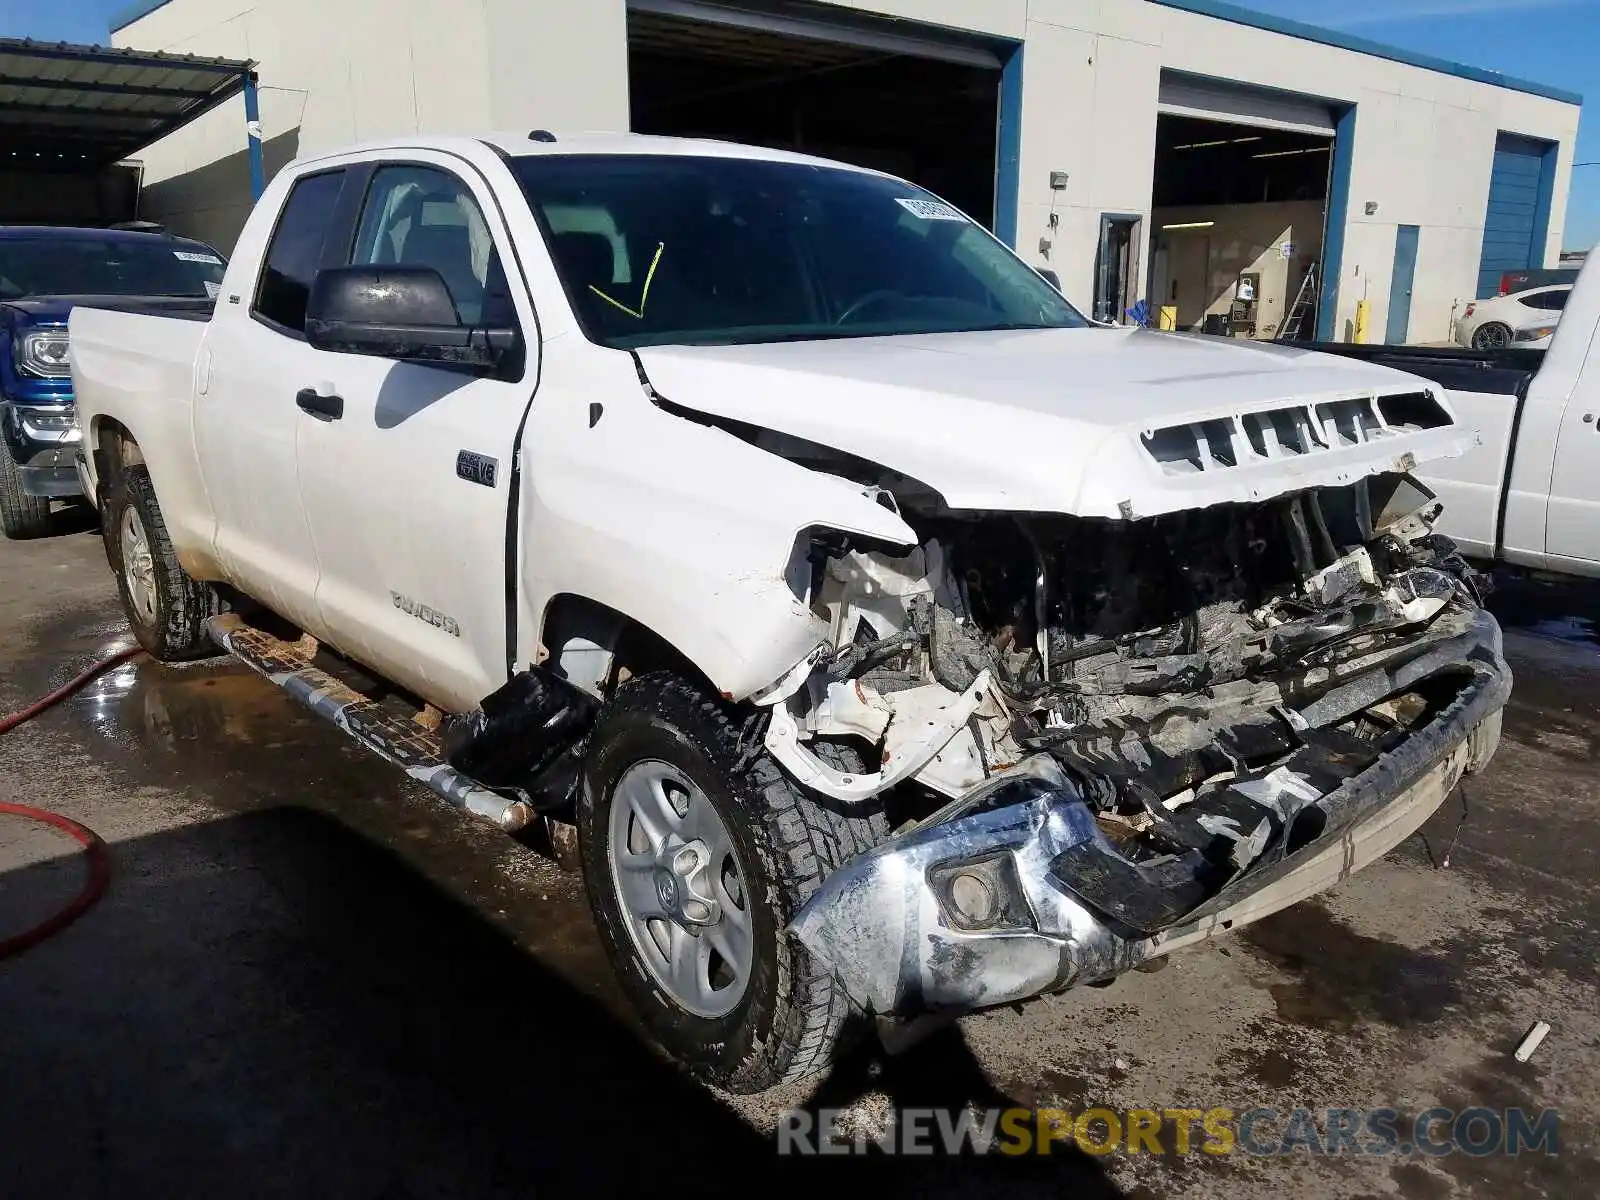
<box><xmin>197</xmin><ymin>315</ymin><xmax>326</xmax><ymax>633</ymax></box>
<box><xmin>1545</xmin><ymin>380</ymin><xmax>1600</xmax><ymax>567</ymax></box>
<box><xmin>296</xmin><ymin>363</ymin><xmax>525</xmax><ymax>710</ymax></box>
<box><xmin>195</xmin><ymin>166</ymin><xmax>350</xmax><ymax>635</ymax></box>
<box><xmin>1414</xmin><ymin>387</ymin><xmax>1519</xmax><ymax>559</ymax></box>
<box><xmin>294</xmin><ymin>153</ymin><xmax>540</xmax><ymax>712</ymax></box>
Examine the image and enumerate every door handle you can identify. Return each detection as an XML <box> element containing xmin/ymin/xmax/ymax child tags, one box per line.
<box><xmin>296</xmin><ymin>388</ymin><xmax>343</xmax><ymax>420</ymax></box>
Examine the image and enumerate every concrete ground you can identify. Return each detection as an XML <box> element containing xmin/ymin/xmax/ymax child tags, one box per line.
<box><xmin>1</xmin><ymin>520</ymin><xmax>1595</xmax><ymax>1199</ymax></box>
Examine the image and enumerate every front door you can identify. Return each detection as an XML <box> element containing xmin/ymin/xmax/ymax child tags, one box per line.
<box><xmin>1386</xmin><ymin>225</ymin><xmax>1419</xmax><ymax>345</ymax></box>
<box><xmin>1545</xmin><ymin>364</ymin><xmax>1600</xmax><ymax>570</ymax></box>
<box><xmin>291</xmin><ymin>154</ymin><xmax>541</xmax><ymax>712</ymax></box>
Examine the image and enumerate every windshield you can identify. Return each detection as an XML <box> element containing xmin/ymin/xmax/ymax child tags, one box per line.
<box><xmin>0</xmin><ymin>236</ymin><xmax>226</xmax><ymax>301</ymax></box>
<box><xmin>511</xmin><ymin>154</ymin><xmax>1087</xmax><ymax>349</ymax></box>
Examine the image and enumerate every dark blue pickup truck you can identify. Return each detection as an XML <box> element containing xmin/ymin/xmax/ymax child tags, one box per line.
<box><xmin>1</xmin><ymin>225</ymin><xmax>226</xmax><ymax>538</ymax></box>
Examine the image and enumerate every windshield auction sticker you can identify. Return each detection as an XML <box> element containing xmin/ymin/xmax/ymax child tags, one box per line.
<box><xmin>895</xmin><ymin>197</ymin><xmax>967</xmax><ymax>222</ymax></box>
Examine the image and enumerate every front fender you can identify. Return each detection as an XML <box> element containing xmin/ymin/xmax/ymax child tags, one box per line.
<box><xmin>520</xmin><ymin>350</ymin><xmax>916</xmax><ymax>699</ymax></box>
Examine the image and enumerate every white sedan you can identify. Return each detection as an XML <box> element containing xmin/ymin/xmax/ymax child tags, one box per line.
<box><xmin>1455</xmin><ymin>285</ymin><xmax>1571</xmax><ymax>350</ymax></box>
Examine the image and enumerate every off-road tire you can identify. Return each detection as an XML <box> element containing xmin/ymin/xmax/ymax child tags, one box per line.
<box><xmin>578</xmin><ymin>672</ymin><xmax>889</xmax><ymax>1093</ymax></box>
<box><xmin>0</xmin><ymin>451</ymin><xmax>52</xmax><ymax>539</ymax></box>
<box><xmin>102</xmin><ymin>463</ymin><xmax>220</xmax><ymax>661</ymax></box>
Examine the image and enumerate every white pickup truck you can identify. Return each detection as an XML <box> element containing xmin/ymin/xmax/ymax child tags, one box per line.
<box><xmin>1308</xmin><ymin>252</ymin><xmax>1600</xmax><ymax>579</ymax></box>
<box><xmin>70</xmin><ymin>132</ymin><xmax>1510</xmax><ymax>1093</ymax></box>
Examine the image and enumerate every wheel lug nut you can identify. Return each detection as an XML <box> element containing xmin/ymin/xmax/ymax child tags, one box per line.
<box><xmin>684</xmin><ymin>899</ymin><xmax>710</xmax><ymax>922</ymax></box>
<box><xmin>674</xmin><ymin>847</ymin><xmax>699</xmax><ymax>872</ymax></box>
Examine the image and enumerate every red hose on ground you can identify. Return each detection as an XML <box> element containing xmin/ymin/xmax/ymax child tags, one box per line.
<box><xmin>0</xmin><ymin>643</ymin><xmax>142</xmax><ymax>959</ymax></box>
<box><xmin>0</xmin><ymin>802</ymin><xmax>111</xmax><ymax>960</ymax></box>
<box><xmin>0</xmin><ymin>643</ymin><xmax>143</xmax><ymax>736</ymax></box>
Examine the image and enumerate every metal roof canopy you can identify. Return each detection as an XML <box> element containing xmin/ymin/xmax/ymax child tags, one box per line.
<box><xmin>0</xmin><ymin>37</ymin><xmax>253</xmax><ymax>168</ymax></box>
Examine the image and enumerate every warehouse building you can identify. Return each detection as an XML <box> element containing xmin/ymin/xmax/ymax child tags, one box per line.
<box><xmin>108</xmin><ymin>0</ymin><xmax>1582</xmax><ymax>344</ymax></box>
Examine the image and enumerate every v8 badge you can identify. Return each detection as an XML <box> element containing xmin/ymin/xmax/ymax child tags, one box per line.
<box><xmin>456</xmin><ymin>450</ymin><xmax>499</xmax><ymax>488</ymax></box>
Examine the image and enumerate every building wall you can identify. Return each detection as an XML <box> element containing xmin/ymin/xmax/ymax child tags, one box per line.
<box><xmin>114</xmin><ymin>0</ymin><xmax>1580</xmax><ymax>344</ymax></box>
<box><xmin>482</xmin><ymin>0</ymin><xmax>631</xmax><ymax>137</ymax></box>
<box><xmin>111</xmin><ymin>0</ymin><xmax>498</xmax><ymax>250</ymax></box>
<box><xmin>997</xmin><ymin>1</ymin><xmax>1578</xmax><ymax>343</ymax></box>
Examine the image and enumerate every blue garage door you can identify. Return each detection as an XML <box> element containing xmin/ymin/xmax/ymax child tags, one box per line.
<box><xmin>1476</xmin><ymin>133</ymin><xmax>1556</xmax><ymax>299</ymax></box>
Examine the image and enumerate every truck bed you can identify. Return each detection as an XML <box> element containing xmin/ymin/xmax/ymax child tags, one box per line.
<box><xmin>1298</xmin><ymin>342</ymin><xmax>1543</xmax><ymax>397</ymax></box>
<box><xmin>69</xmin><ymin>302</ymin><xmax>214</xmax><ymax>532</ymax></box>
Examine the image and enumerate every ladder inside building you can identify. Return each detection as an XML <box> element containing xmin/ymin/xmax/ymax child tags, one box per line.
<box><xmin>1277</xmin><ymin>264</ymin><xmax>1318</xmax><ymax>341</ymax></box>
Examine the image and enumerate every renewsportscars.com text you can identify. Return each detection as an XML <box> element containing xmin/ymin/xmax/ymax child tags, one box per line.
<box><xmin>777</xmin><ymin>1106</ymin><xmax>1559</xmax><ymax>1158</ymax></box>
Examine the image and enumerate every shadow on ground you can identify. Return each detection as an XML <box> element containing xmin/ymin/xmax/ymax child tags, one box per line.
<box><xmin>0</xmin><ymin>807</ymin><xmax>1125</xmax><ymax>1198</ymax></box>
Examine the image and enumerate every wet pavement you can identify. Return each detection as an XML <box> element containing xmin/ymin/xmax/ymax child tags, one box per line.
<box><xmin>1</xmin><ymin>525</ymin><xmax>1596</xmax><ymax>1199</ymax></box>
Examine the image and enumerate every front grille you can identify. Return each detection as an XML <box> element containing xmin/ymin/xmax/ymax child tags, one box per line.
<box><xmin>1139</xmin><ymin>393</ymin><xmax>1450</xmax><ymax>477</ymax></box>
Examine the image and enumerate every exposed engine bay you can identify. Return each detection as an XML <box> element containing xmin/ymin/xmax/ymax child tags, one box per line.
<box><xmin>762</xmin><ymin>469</ymin><xmax>1490</xmax><ymax>933</ymax></box>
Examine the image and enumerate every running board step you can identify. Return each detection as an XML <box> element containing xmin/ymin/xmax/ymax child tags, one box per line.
<box><xmin>205</xmin><ymin>613</ymin><xmax>533</xmax><ymax>832</ymax></box>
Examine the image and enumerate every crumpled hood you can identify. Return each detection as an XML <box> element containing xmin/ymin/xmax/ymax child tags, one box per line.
<box><xmin>636</xmin><ymin>326</ymin><xmax>1477</xmax><ymax>518</ymax></box>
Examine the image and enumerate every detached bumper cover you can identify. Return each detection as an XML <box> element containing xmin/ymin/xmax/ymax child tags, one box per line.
<box><xmin>791</xmin><ymin>610</ymin><xmax>1511</xmax><ymax>1017</ymax></box>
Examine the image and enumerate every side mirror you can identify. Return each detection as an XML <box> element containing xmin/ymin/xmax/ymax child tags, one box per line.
<box><xmin>1037</xmin><ymin>268</ymin><xmax>1062</xmax><ymax>292</ymax></box>
<box><xmin>304</xmin><ymin>265</ymin><xmax>517</xmax><ymax>370</ymax></box>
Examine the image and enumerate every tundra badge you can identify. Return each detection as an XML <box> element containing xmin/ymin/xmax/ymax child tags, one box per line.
<box><xmin>391</xmin><ymin>592</ymin><xmax>462</xmax><ymax>638</ymax></box>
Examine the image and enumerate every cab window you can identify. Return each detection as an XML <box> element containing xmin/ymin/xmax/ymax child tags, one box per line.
<box><xmin>349</xmin><ymin>164</ymin><xmax>514</xmax><ymax>327</ymax></box>
<box><xmin>253</xmin><ymin>169</ymin><xmax>346</xmax><ymax>334</ymax></box>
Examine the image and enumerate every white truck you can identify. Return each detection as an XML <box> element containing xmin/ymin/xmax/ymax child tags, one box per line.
<box><xmin>1307</xmin><ymin>280</ymin><xmax>1600</xmax><ymax>580</ymax></box>
<box><xmin>70</xmin><ymin>133</ymin><xmax>1510</xmax><ymax>1093</ymax></box>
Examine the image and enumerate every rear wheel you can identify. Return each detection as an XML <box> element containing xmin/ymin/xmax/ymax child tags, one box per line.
<box><xmin>0</xmin><ymin>452</ymin><xmax>52</xmax><ymax>539</ymax></box>
<box><xmin>578</xmin><ymin>673</ymin><xmax>888</xmax><ymax>1093</ymax></box>
<box><xmin>102</xmin><ymin>463</ymin><xmax>220</xmax><ymax>661</ymax></box>
<box><xmin>1472</xmin><ymin>321</ymin><xmax>1512</xmax><ymax>350</ymax></box>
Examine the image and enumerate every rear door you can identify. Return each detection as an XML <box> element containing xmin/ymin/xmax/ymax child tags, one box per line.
<box><xmin>292</xmin><ymin>152</ymin><xmax>541</xmax><ymax>712</ymax></box>
<box><xmin>196</xmin><ymin>166</ymin><xmax>350</xmax><ymax>633</ymax></box>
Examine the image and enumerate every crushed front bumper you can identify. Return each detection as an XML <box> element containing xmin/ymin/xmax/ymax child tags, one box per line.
<box><xmin>791</xmin><ymin>609</ymin><xmax>1511</xmax><ymax>1017</ymax></box>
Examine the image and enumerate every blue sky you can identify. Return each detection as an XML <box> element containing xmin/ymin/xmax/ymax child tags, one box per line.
<box><xmin>0</xmin><ymin>0</ymin><xmax>1593</xmax><ymax>246</ymax></box>
<box><xmin>1250</xmin><ymin>0</ymin><xmax>1595</xmax><ymax>249</ymax></box>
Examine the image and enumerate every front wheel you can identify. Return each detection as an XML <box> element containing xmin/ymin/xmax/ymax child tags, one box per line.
<box><xmin>578</xmin><ymin>673</ymin><xmax>887</xmax><ymax>1093</ymax></box>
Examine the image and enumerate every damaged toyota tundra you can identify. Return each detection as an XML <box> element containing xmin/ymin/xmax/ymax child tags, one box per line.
<box><xmin>68</xmin><ymin>134</ymin><xmax>1511</xmax><ymax>1094</ymax></box>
